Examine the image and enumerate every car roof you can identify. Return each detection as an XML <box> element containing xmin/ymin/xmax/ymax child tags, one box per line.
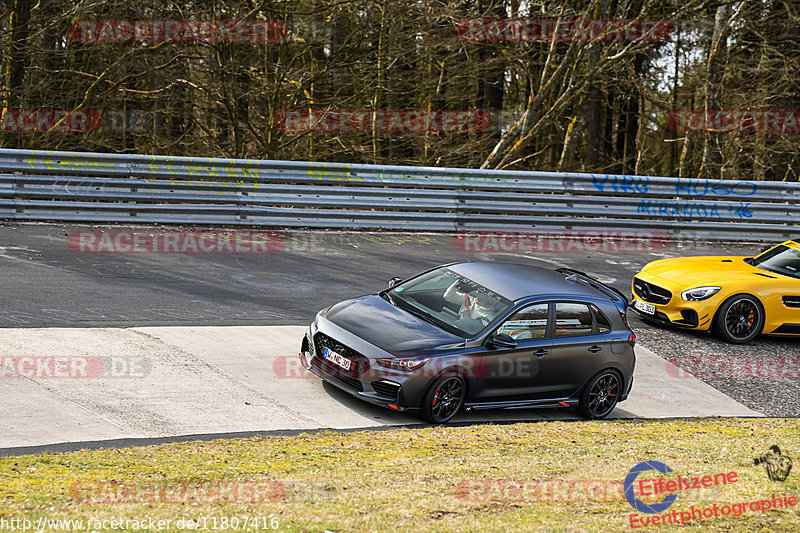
<box><xmin>447</xmin><ymin>261</ymin><xmax>610</xmax><ymax>302</ymax></box>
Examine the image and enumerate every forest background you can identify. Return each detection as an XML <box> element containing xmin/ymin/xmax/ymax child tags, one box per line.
<box><xmin>2</xmin><ymin>0</ymin><xmax>798</xmax><ymax>181</ymax></box>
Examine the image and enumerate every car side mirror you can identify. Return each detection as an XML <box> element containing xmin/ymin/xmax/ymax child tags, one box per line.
<box><xmin>388</xmin><ymin>277</ymin><xmax>403</xmax><ymax>288</ymax></box>
<box><xmin>489</xmin><ymin>333</ymin><xmax>517</xmax><ymax>349</ymax></box>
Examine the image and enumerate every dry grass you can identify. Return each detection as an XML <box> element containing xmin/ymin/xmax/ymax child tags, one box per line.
<box><xmin>1</xmin><ymin>418</ymin><xmax>799</xmax><ymax>532</ymax></box>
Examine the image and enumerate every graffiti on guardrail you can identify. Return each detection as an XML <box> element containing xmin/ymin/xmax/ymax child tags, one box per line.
<box><xmin>171</xmin><ymin>164</ymin><xmax>260</xmax><ymax>179</ymax></box>
<box><xmin>591</xmin><ymin>174</ymin><xmax>649</xmax><ymax>194</ymax></box>
<box><xmin>307</xmin><ymin>162</ymin><xmax>355</xmax><ymax>182</ymax></box>
<box><xmin>29</xmin><ymin>160</ymin><xmax>264</xmax><ymax>181</ymax></box>
<box><xmin>591</xmin><ymin>174</ymin><xmax>759</xmax><ymax>197</ymax></box>
<box><xmin>46</xmin><ymin>178</ymin><xmax>256</xmax><ymax>192</ymax></box>
<box><xmin>675</xmin><ymin>179</ymin><xmax>757</xmax><ymax>197</ymax></box>
<box><xmin>636</xmin><ymin>200</ymin><xmax>754</xmax><ymax>220</ymax></box>
<box><xmin>29</xmin><ymin>158</ymin><xmax>116</xmax><ymax>173</ymax></box>
<box><xmin>2</xmin><ymin>148</ymin><xmax>794</xmax><ymax>237</ymax></box>
<box><xmin>136</xmin><ymin>163</ymin><xmax>260</xmax><ymax>180</ymax></box>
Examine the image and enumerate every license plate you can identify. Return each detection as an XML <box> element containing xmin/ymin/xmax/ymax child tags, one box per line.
<box><xmin>323</xmin><ymin>347</ymin><xmax>352</xmax><ymax>371</ymax></box>
<box><xmin>634</xmin><ymin>299</ymin><xmax>655</xmax><ymax>315</ymax></box>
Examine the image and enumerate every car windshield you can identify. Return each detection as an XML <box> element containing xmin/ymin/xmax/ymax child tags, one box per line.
<box><xmin>752</xmin><ymin>244</ymin><xmax>800</xmax><ymax>279</ymax></box>
<box><xmin>386</xmin><ymin>267</ymin><xmax>513</xmax><ymax>337</ymax></box>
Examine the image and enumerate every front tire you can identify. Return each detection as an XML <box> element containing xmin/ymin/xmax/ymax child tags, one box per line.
<box><xmin>712</xmin><ymin>294</ymin><xmax>764</xmax><ymax>344</ymax></box>
<box><xmin>420</xmin><ymin>375</ymin><xmax>466</xmax><ymax>424</ymax></box>
<box><xmin>578</xmin><ymin>370</ymin><xmax>621</xmax><ymax>419</ymax></box>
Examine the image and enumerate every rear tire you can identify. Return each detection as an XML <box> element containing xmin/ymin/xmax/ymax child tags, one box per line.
<box><xmin>712</xmin><ymin>294</ymin><xmax>764</xmax><ymax>344</ymax></box>
<box><xmin>420</xmin><ymin>375</ymin><xmax>466</xmax><ymax>424</ymax></box>
<box><xmin>578</xmin><ymin>370</ymin><xmax>621</xmax><ymax>420</ymax></box>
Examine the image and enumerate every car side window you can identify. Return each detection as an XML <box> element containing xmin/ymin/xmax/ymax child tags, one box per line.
<box><xmin>554</xmin><ymin>302</ymin><xmax>594</xmax><ymax>336</ymax></box>
<box><xmin>496</xmin><ymin>303</ymin><xmax>549</xmax><ymax>340</ymax></box>
<box><xmin>593</xmin><ymin>306</ymin><xmax>612</xmax><ymax>333</ymax></box>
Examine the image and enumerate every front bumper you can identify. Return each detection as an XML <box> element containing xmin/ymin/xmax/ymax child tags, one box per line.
<box><xmin>299</xmin><ymin>320</ymin><xmax>434</xmax><ymax>413</ymax></box>
<box><xmin>301</xmin><ymin>351</ymin><xmax>414</xmax><ymax>412</ymax></box>
<box><xmin>630</xmin><ymin>295</ymin><xmax>718</xmax><ymax>330</ymax></box>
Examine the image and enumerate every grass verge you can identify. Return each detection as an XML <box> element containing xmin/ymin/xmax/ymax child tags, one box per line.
<box><xmin>1</xmin><ymin>418</ymin><xmax>799</xmax><ymax>532</ymax></box>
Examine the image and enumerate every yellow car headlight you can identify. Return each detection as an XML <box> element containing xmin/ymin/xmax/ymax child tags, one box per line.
<box><xmin>681</xmin><ymin>286</ymin><xmax>721</xmax><ymax>301</ymax></box>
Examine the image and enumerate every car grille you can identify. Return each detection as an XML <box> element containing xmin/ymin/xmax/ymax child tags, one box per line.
<box><xmin>312</xmin><ymin>332</ymin><xmax>369</xmax><ymax>391</ymax></box>
<box><xmin>371</xmin><ymin>380</ymin><xmax>401</xmax><ymax>401</ymax></box>
<box><xmin>633</xmin><ymin>277</ymin><xmax>672</xmax><ymax>305</ymax></box>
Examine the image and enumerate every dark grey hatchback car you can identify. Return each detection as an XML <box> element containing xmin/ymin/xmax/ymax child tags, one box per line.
<box><xmin>300</xmin><ymin>261</ymin><xmax>636</xmax><ymax>423</ymax></box>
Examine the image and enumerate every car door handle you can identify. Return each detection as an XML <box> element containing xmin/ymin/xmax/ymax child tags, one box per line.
<box><xmin>588</xmin><ymin>345</ymin><xmax>603</xmax><ymax>353</ymax></box>
<box><xmin>533</xmin><ymin>349</ymin><xmax>549</xmax><ymax>357</ymax></box>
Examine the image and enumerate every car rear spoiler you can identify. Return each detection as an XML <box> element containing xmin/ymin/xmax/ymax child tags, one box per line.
<box><xmin>555</xmin><ymin>268</ymin><xmax>629</xmax><ymax>305</ymax></box>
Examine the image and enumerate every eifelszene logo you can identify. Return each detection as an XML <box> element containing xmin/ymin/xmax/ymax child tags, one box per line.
<box><xmin>624</xmin><ymin>461</ymin><xmax>738</xmax><ymax>513</ymax></box>
<box><xmin>624</xmin><ymin>460</ymin><xmax>798</xmax><ymax>528</ymax></box>
<box><xmin>624</xmin><ymin>461</ymin><xmax>678</xmax><ymax>513</ymax></box>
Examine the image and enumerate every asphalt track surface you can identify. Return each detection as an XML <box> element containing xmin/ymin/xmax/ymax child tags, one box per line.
<box><xmin>0</xmin><ymin>223</ymin><xmax>770</xmax><ymax>328</ymax></box>
<box><xmin>0</xmin><ymin>222</ymin><xmax>797</xmax><ymax>429</ymax></box>
<box><xmin>0</xmin><ymin>323</ymin><xmax>758</xmax><ymax>454</ymax></box>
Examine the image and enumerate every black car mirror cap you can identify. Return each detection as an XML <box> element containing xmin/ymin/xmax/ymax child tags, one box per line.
<box><xmin>388</xmin><ymin>276</ymin><xmax>403</xmax><ymax>288</ymax></box>
<box><xmin>489</xmin><ymin>333</ymin><xmax>517</xmax><ymax>349</ymax></box>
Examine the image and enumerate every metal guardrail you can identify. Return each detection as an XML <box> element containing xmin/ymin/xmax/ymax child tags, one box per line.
<box><xmin>0</xmin><ymin>148</ymin><xmax>797</xmax><ymax>241</ymax></box>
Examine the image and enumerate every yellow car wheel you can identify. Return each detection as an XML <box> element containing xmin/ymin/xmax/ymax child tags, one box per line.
<box><xmin>712</xmin><ymin>294</ymin><xmax>765</xmax><ymax>344</ymax></box>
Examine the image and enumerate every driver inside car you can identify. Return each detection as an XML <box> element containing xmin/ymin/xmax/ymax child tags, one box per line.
<box><xmin>443</xmin><ymin>280</ymin><xmax>501</xmax><ymax>327</ymax></box>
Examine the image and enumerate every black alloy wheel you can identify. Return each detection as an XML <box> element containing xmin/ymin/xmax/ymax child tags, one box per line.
<box><xmin>421</xmin><ymin>375</ymin><xmax>466</xmax><ymax>423</ymax></box>
<box><xmin>713</xmin><ymin>294</ymin><xmax>764</xmax><ymax>344</ymax></box>
<box><xmin>578</xmin><ymin>370</ymin><xmax>621</xmax><ymax>419</ymax></box>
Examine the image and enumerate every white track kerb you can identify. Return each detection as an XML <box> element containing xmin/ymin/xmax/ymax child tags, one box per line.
<box><xmin>0</xmin><ymin>326</ymin><xmax>760</xmax><ymax>449</ymax></box>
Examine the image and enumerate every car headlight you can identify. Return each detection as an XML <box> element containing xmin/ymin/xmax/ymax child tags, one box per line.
<box><xmin>681</xmin><ymin>286</ymin><xmax>721</xmax><ymax>301</ymax></box>
<box><xmin>375</xmin><ymin>357</ymin><xmax>430</xmax><ymax>372</ymax></box>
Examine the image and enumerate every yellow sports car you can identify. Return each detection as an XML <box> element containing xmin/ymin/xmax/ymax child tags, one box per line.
<box><xmin>630</xmin><ymin>239</ymin><xmax>800</xmax><ymax>343</ymax></box>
